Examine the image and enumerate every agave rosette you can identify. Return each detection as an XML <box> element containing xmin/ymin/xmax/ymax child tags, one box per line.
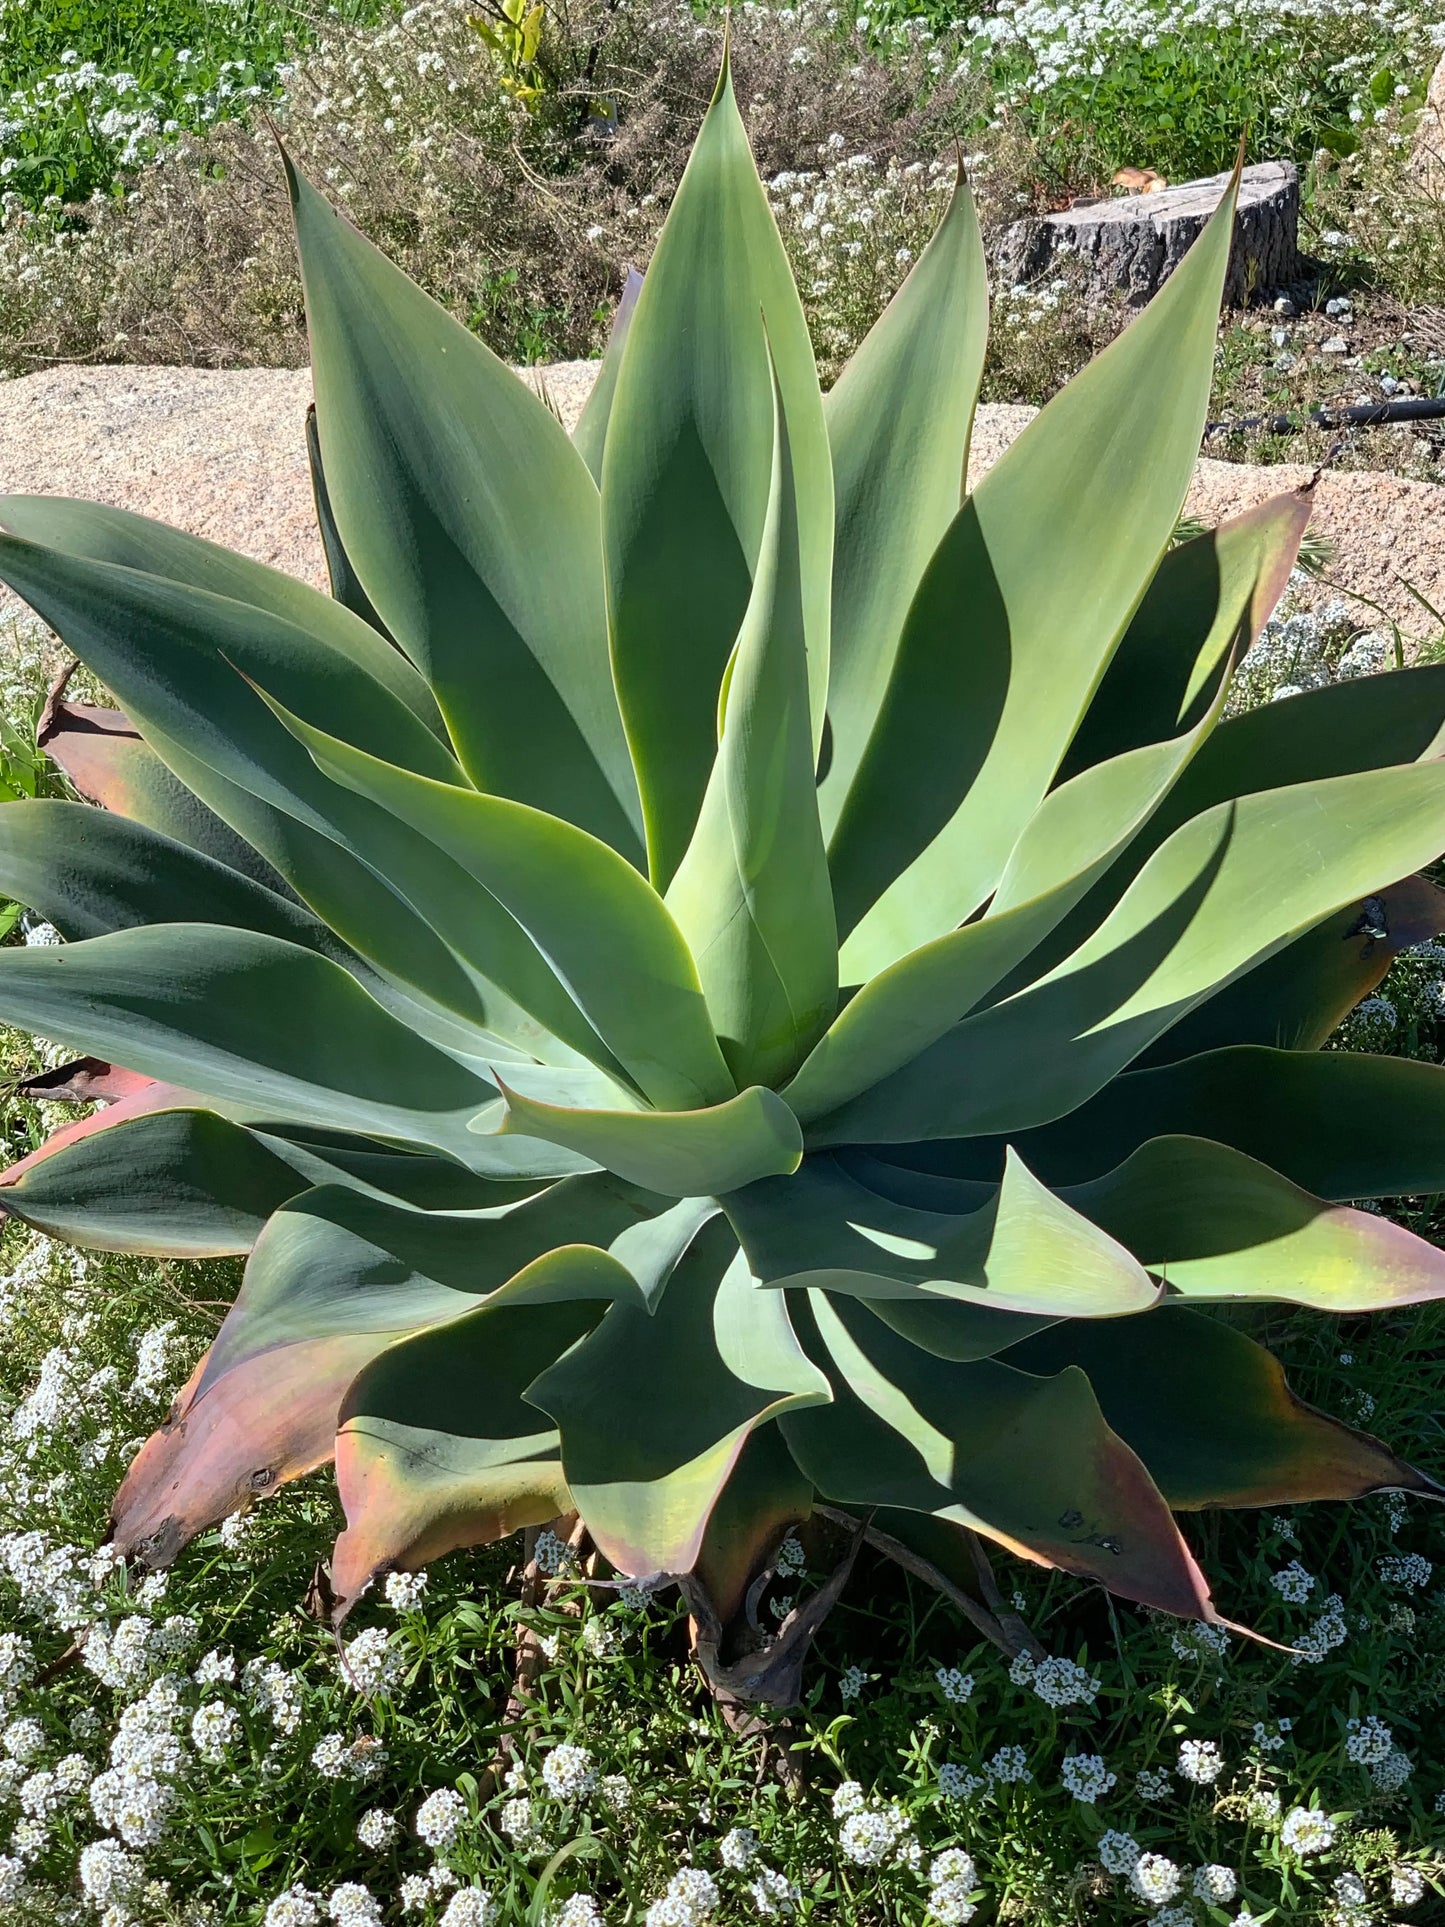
<box><xmin>0</xmin><ymin>64</ymin><xmax>1442</xmax><ymax>1640</ymax></box>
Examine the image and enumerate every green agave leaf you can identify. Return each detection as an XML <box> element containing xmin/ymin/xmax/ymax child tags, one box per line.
<box><xmin>787</xmin><ymin>682</ymin><xmax>1225</xmax><ymax>1122</ymax></box>
<box><xmin>330</xmin><ymin>1283</ymin><xmax>599</xmax><ymax>1616</ymax></box>
<box><xmin>1017</xmin><ymin>663</ymin><xmax>1445</xmax><ymax>996</ymax></box>
<box><xmin>526</xmin><ymin>1218</ymin><xmax>830</xmax><ymax>1577</ymax></box>
<box><xmin>811</xmin><ymin>759</ymin><xmax>1445</xmax><ymax>1145</ymax></box>
<box><xmin>285</xmin><ymin>155</ymin><xmax>643</xmax><ymax>861</ymax></box>
<box><xmin>572</xmin><ymin>267</ymin><xmax>643</xmax><ymax>486</ymax></box>
<box><xmin>665</xmin><ymin>353</ymin><xmax>838</xmax><ymax>1088</ymax></box>
<box><xmin>36</xmin><ymin>696</ymin><xmax>284</xmax><ymax>890</ymax></box>
<box><xmin>727</xmin><ymin>1148</ymin><xmax>1156</xmax><ymax>1317</ymax></box>
<box><xmin>782</xmin><ymin>1292</ymin><xmax>1216</xmax><ymax>1619</ymax></box>
<box><xmin>1010</xmin><ymin>1307</ymin><xmax>1442</xmax><ymax>1508</ymax></box>
<box><xmin>272</xmin><ymin>698</ymin><xmax>736</xmax><ymax>1111</ymax></box>
<box><xmin>1068</xmin><ymin>1134</ymin><xmax>1445</xmax><ymax>1309</ymax></box>
<box><xmin>487</xmin><ymin>1082</ymin><xmax>804</xmax><ymax>1197</ymax></box>
<box><xmin>1058</xmin><ymin>489</ymin><xmax>1312</xmax><ymax>780</ymax></box>
<box><xmin>816</xmin><ymin>166</ymin><xmax>988</xmax><ymax>837</ymax></box>
<box><xmin>0</xmin><ymin>924</ymin><xmax>543</xmax><ymax>1171</ymax></box>
<box><xmin>0</xmin><ymin>799</ymin><xmax>341</xmax><ymax>953</ymax></box>
<box><xmin>1134</xmin><ymin>873</ymin><xmax>1445</xmax><ymax>1064</ymax></box>
<box><xmin>111</xmin><ymin>1175</ymin><xmax>658</xmax><ymax>1562</ymax></box>
<box><xmin>0</xmin><ymin>535</ymin><xmax>630</xmax><ymax>1065</ymax></box>
<box><xmin>830</xmin><ymin>164</ymin><xmax>1241</xmax><ymax>974</ymax></box>
<box><xmin>304</xmin><ymin>405</ymin><xmax>395</xmax><ymax>641</ymax></box>
<box><xmin>601</xmin><ymin>55</ymin><xmax>832</xmax><ymax>888</ymax></box>
<box><xmin>1013</xmin><ymin>1042</ymin><xmax>1445</xmax><ymax>1199</ymax></box>
<box><xmin>0</xmin><ymin>1106</ymin><xmax>303</xmax><ymax>1256</ymax></box>
<box><xmin>0</xmin><ymin>494</ymin><xmax>441</xmax><ymax>734</ymax></box>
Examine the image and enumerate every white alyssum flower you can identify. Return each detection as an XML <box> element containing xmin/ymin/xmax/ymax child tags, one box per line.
<box><xmin>1012</xmin><ymin>1652</ymin><xmax>1097</xmax><ymax>1707</ymax></box>
<box><xmin>264</xmin><ymin>1889</ymin><xmax>322</xmax><ymax>1927</ymax></box>
<box><xmin>1270</xmin><ymin>1561</ymin><xmax>1315</xmax><ymax>1603</ymax></box>
<box><xmin>2</xmin><ymin>1720</ymin><xmax>46</xmax><ymax>1764</ymax></box>
<box><xmin>532</xmin><ymin>1529</ymin><xmax>575</xmax><ymax>1576</ymax></box>
<box><xmin>400</xmin><ymin>1875</ymin><xmax>433</xmax><ymax>1914</ymax></box>
<box><xmin>1345</xmin><ymin>1714</ymin><xmax>1393</xmax><ymax>1764</ymax></box>
<box><xmin>838</xmin><ymin>1664</ymin><xmax>868</xmax><ymax>1700</ymax></box>
<box><xmin>985</xmin><ymin>1745</ymin><xmax>1031</xmax><ymax>1784</ymax></box>
<box><xmin>832</xmin><ymin>1781</ymin><xmax>866</xmax><ymax>1817</ymax></box>
<box><xmin>1177</xmin><ymin>1738</ymin><xmax>1224</xmax><ymax>1784</ymax></box>
<box><xmin>937</xmin><ymin>1762</ymin><xmax>984</xmax><ymax>1799</ymax></box>
<box><xmin>219</xmin><ymin>1510</ymin><xmax>262</xmax><ymax>1555</ymax></box>
<box><xmin>1371</xmin><ymin>1745</ymin><xmax>1414</xmax><ymax>1792</ymax></box>
<box><xmin>357</xmin><ymin>1808</ymin><xmax>399</xmax><ymax>1850</ymax></box>
<box><xmin>580</xmin><ymin>1617</ymin><xmax>622</xmax><ymax>1659</ymax></box>
<box><xmin>328</xmin><ymin>1883</ymin><xmax>383</xmax><ymax>1927</ymax></box>
<box><xmin>719</xmin><ymin>1828</ymin><xmax>757</xmax><ymax>1870</ymax></box>
<box><xmin>416</xmin><ymin>1787</ymin><xmax>468</xmax><ymax>1850</ymax></box>
<box><xmin>1280</xmin><ymin>1806</ymin><xmax>1335</xmax><ymax>1855</ymax></box>
<box><xmin>342</xmin><ymin>1627</ymin><xmax>405</xmax><ymax>1697</ymax></box>
<box><xmin>190</xmin><ymin>1700</ymin><xmax>240</xmax><ymax>1764</ymax></box>
<box><xmin>1378</xmin><ymin>1553</ymin><xmax>1432</xmax><ymax>1589</ymax></box>
<box><xmin>1097</xmin><ymin>1830</ymin><xmax>1141</xmax><ymax>1875</ymax></box>
<box><xmin>1193</xmin><ymin>1865</ymin><xmax>1238</xmax><ymax>1904</ymax></box>
<box><xmin>837</xmin><ymin>1800</ymin><xmax>912</xmax><ymax>1866</ymax></box>
<box><xmin>1130</xmin><ymin>1854</ymin><xmax>1183</xmax><ymax>1905</ymax></box>
<box><xmin>1060</xmin><ymin>1753</ymin><xmax>1115</xmax><ymax>1803</ymax></box>
<box><xmin>550</xmin><ymin>1897</ymin><xmax>604</xmax><ymax>1927</ymax></box>
<box><xmin>928</xmin><ymin>1847</ymin><xmax>978</xmax><ymax>1921</ymax></box>
<box><xmin>774</xmin><ymin>1536</ymin><xmax>805</xmax><ymax>1576</ymax></box>
<box><xmin>194</xmin><ymin>1649</ymin><xmax>236</xmax><ymax>1687</ymax></box>
<box><xmin>439</xmin><ymin>1890</ymin><xmax>497</xmax><ymax>1927</ymax></box>
<box><xmin>384</xmin><ymin>1570</ymin><xmax>428</xmax><ymax>1611</ymax></box>
<box><xmin>748</xmin><ymin>1868</ymin><xmax>799</xmax><ymax>1918</ymax></box>
<box><xmin>541</xmin><ymin>1743</ymin><xmax>597</xmax><ymax>1801</ymax></box>
<box><xmin>243</xmin><ymin>1659</ymin><xmax>303</xmax><ymax>1734</ymax></box>
<box><xmin>78</xmin><ymin>1839</ymin><xmax>145</xmax><ymax>1908</ymax></box>
<box><xmin>935</xmin><ymin>1667</ymin><xmax>974</xmax><ymax>1702</ymax></box>
<box><xmin>1391</xmin><ymin>1867</ymin><xmax>1427</xmax><ymax>1907</ymax></box>
<box><xmin>645</xmin><ymin>1866</ymin><xmax>719</xmax><ymax>1926</ymax></box>
<box><xmin>1334</xmin><ymin>1872</ymin><xmax>1368</xmax><ymax>1911</ymax></box>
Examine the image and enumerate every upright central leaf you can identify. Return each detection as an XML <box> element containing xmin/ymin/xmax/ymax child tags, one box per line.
<box><xmin>601</xmin><ymin>55</ymin><xmax>833</xmax><ymax>890</ymax></box>
<box><xmin>666</xmin><ymin>357</ymin><xmax>839</xmax><ymax>1089</ymax></box>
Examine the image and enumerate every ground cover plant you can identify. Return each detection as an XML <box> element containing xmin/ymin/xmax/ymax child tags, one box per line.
<box><xmin>0</xmin><ymin>38</ymin><xmax>1444</xmax><ymax>1927</ymax></box>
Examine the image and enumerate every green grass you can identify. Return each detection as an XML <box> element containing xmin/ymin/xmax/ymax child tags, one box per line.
<box><xmin>0</xmin><ymin>0</ymin><xmax>389</xmax><ymax>207</ymax></box>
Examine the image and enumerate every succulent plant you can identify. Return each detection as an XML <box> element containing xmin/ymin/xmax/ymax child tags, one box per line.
<box><xmin>1</xmin><ymin>62</ymin><xmax>1443</xmax><ymax>1684</ymax></box>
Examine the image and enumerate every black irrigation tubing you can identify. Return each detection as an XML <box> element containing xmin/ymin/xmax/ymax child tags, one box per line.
<box><xmin>1204</xmin><ymin>396</ymin><xmax>1445</xmax><ymax>439</ymax></box>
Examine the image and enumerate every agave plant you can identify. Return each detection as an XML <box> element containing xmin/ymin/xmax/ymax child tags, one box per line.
<box><xmin>1</xmin><ymin>62</ymin><xmax>1444</xmax><ymax>1691</ymax></box>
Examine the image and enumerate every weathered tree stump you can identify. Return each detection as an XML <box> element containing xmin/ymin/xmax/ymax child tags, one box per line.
<box><xmin>994</xmin><ymin>160</ymin><xmax>1300</xmax><ymax>308</ymax></box>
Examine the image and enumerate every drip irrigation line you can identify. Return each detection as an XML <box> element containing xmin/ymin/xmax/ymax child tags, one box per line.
<box><xmin>1204</xmin><ymin>396</ymin><xmax>1445</xmax><ymax>438</ymax></box>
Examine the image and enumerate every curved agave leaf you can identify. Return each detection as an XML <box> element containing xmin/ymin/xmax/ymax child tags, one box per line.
<box><xmin>111</xmin><ymin>1178</ymin><xmax>659</xmax><ymax>1562</ymax></box>
<box><xmin>285</xmin><ymin>155</ymin><xmax>643</xmax><ymax>861</ymax></box>
<box><xmin>817</xmin><ymin>165</ymin><xmax>988</xmax><ymax>837</ymax></box>
<box><xmin>488</xmin><ymin>1083</ymin><xmax>804</xmax><ymax>1196</ymax></box>
<box><xmin>727</xmin><ymin>1149</ymin><xmax>1157</xmax><ymax>1318</ymax></box>
<box><xmin>1058</xmin><ymin>489</ymin><xmax>1312</xmax><ymax>780</ymax></box>
<box><xmin>1011</xmin><ymin>1308</ymin><xmax>1441</xmax><ymax>1505</ymax></box>
<box><xmin>0</xmin><ymin>494</ymin><xmax>434</xmax><ymax>729</ymax></box>
<box><xmin>812</xmin><ymin>759</ymin><xmax>1445</xmax><ymax>1144</ymax></box>
<box><xmin>267</xmin><ymin>696</ymin><xmax>736</xmax><ymax>1111</ymax></box>
<box><xmin>572</xmin><ymin>268</ymin><xmax>643</xmax><ymax>486</ymax></box>
<box><xmin>665</xmin><ymin>353</ymin><xmax>838</xmax><ymax>1088</ymax></box>
<box><xmin>782</xmin><ymin>1292</ymin><xmax>1217</xmax><ymax>1619</ymax></box>
<box><xmin>36</xmin><ymin>694</ymin><xmax>283</xmax><ymax>889</ymax></box>
<box><xmin>786</xmin><ymin>671</ymin><xmax>1230</xmax><ymax>1121</ymax></box>
<box><xmin>0</xmin><ymin>1107</ymin><xmax>313</xmax><ymax>1256</ymax></box>
<box><xmin>0</xmin><ymin>925</ymin><xmax>546</xmax><ymax>1171</ymax></box>
<box><xmin>0</xmin><ymin>799</ymin><xmax>343</xmax><ymax>954</ymax></box>
<box><xmin>831</xmin><ymin>163</ymin><xmax>1241</xmax><ymax>973</ymax></box>
<box><xmin>304</xmin><ymin>404</ymin><xmax>394</xmax><ymax>641</ymax></box>
<box><xmin>527</xmin><ymin>1219</ymin><xmax>830</xmax><ymax>1578</ymax></box>
<box><xmin>1069</xmin><ymin>1134</ymin><xmax>1445</xmax><ymax>1308</ymax></box>
<box><xmin>1011</xmin><ymin>1042</ymin><xmax>1445</xmax><ymax>1198</ymax></box>
<box><xmin>1134</xmin><ymin>873</ymin><xmax>1445</xmax><ymax>1064</ymax></box>
<box><xmin>601</xmin><ymin>54</ymin><xmax>832</xmax><ymax>888</ymax></box>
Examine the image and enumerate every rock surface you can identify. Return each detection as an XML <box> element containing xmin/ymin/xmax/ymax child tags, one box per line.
<box><xmin>2</xmin><ymin>360</ymin><xmax>1443</xmax><ymax>635</ymax></box>
<box><xmin>995</xmin><ymin>162</ymin><xmax>1300</xmax><ymax>307</ymax></box>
